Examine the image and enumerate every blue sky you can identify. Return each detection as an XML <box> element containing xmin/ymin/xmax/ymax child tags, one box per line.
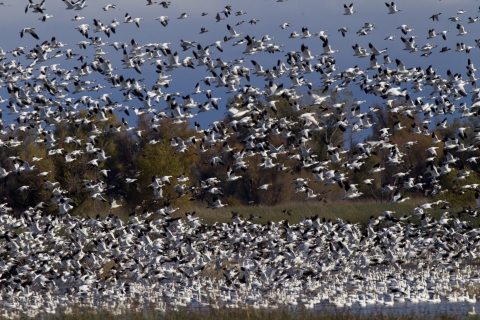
<box><xmin>1</xmin><ymin>0</ymin><xmax>480</xmax><ymax>128</ymax></box>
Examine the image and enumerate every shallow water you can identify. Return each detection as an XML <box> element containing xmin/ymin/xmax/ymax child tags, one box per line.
<box><xmin>9</xmin><ymin>297</ymin><xmax>480</xmax><ymax>319</ymax></box>
<box><xmin>328</xmin><ymin>301</ymin><xmax>479</xmax><ymax>317</ymax></box>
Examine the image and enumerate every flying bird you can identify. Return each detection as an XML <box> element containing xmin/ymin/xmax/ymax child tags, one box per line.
<box><xmin>20</xmin><ymin>28</ymin><xmax>39</xmax><ymax>40</ymax></box>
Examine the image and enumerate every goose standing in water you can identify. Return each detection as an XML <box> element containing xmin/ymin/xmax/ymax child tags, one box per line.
<box><xmin>468</xmin><ymin>307</ymin><xmax>476</xmax><ymax>316</ymax></box>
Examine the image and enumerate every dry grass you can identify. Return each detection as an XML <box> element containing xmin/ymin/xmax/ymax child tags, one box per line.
<box><xmin>186</xmin><ymin>199</ymin><xmax>468</xmax><ymax>227</ymax></box>
<box><xmin>190</xmin><ymin>199</ymin><xmax>417</xmax><ymax>225</ymax></box>
<box><xmin>92</xmin><ymin>197</ymin><xmax>480</xmax><ymax>229</ymax></box>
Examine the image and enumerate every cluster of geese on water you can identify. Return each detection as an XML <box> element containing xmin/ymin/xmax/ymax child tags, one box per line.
<box><xmin>1</xmin><ymin>203</ymin><xmax>480</xmax><ymax>317</ymax></box>
<box><xmin>1</xmin><ymin>0</ymin><xmax>480</xmax><ymax>317</ymax></box>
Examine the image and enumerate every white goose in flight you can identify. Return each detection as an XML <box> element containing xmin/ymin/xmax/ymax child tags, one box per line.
<box><xmin>385</xmin><ymin>2</ymin><xmax>402</xmax><ymax>14</ymax></box>
<box><xmin>20</xmin><ymin>28</ymin><xmax>39</xmax><ymax>40</ymax></box>
<box><xmin>211</xmin><ymin>198</ymin><xmax>227</xmax><ymax>209</ymax></box>
<box><xmin>338</xmin><ymin>27</ymin><xmax>348</xmax><ymax>37</ymax></box>
<box><xmin>156</xmin><ymin>16</ymin><xmax>169</xmax><ymax>27</ymax></box>
<box><xmin>343</xmin><ymin>3</ymin><xmax>357</xmax><ymax>15</ymax></box>
<box><xmin>62</xmin><ymin>0</ymin><xmax>82</xmax><ymax>10</ymax></box>
<box><xmin>456</xmin><ymin>23</ymin><xmax>470</xmax><ymax>36</ymax></box>
<box><xmin>321</xmin><ymin>38</ymin><xmax>339</xmax><ymax>55</ymax></box>
<box><xmin>342</xmin><ymin>183</ymin><xmax>363</xmax><ymax>199</ymax></box>
<box><xmin>39</xmin><ymin>14</ymin><xmax>54</xmax><ymax>22</ymax></box>
<box><xmin>102</xmin><ymin>4</ymin><xmax>117</xmax><ymax>11</ymax></box>
<box><xmin>0</xmin><ymin>167</ymin><xmax>11</xmax><ymax>178</ymax></box>
<box><xmin>26</xmin><ymin>0</ymin><xmax>46</xmax><ymax>13</ymax></box>
<box><xmin>178</xmin><ymin>13</ymin><xmax>191</xmax><ymax>19</ymax></box>
<box><xmin>368</xmin><ymin>43</ymin><xmax>387</xmax><ymax>55</ymax></box>
<box><xmin>226</xmin><ymin>24</ymin><xmax>242</xmax><ymax>39</ymax></box>
<box><xmin>301</xmin><ymin>27</ymin><xmax>314</xmax><ymax>39</ymax></box>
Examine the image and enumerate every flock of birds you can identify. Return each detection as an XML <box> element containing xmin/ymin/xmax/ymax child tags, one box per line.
<box><xmin>1</xmin><ymin>0</ymin><xmax>480</xmax><ymax>317</ymax></box>
<box><xmin>1</xmin><ymin>205</ymin><xmax>480</xmax><ymax>317</ymax></box>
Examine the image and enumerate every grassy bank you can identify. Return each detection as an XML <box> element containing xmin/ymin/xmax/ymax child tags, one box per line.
<box><xmin>105</xmin><ymin>198</ymin><xmax>476</xmax><ymax>228</ymax></box>
<box><xmin>191</xmin><ymin>199</ymin><xmax>422</xmax><ymax>225</ymax></box>
<box><xmin>189</xmin><ymin>199</ymin><xmax>473</xmax><ymax>227</ymax></box>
